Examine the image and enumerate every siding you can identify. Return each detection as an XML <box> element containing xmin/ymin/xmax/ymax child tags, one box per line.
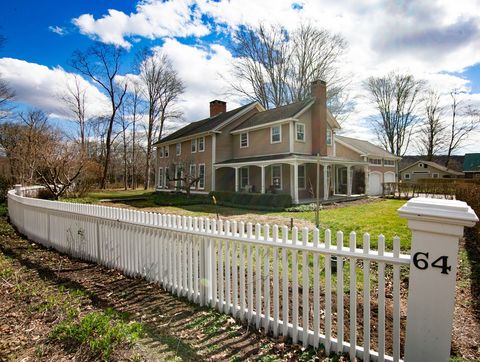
<box><xmin>232</xmin><ymin>123</ymin><xmax>290</xmax><ymax>159</ymax></box>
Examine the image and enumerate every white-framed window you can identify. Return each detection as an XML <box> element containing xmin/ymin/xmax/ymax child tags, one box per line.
<box><xmin>272</xmin><ymin>165</ymin><xmax>282</xmax><ymax>189</ymax></box>
<box><xmin>198</xmin><ymin>164</ymin><xmax>205</xmax><ymax>189</ymax></box>
<box><xmin>159</xmin><ymin>147</ymin><xmax>164</xmax><ymax>158</ymax></box>
<box><xmin>158</xmin><ymin>167</ymin><xmax>164</xmax><ymax>188</ymax></box>
<box><xmin>190</xmin><ymin>164</ymin><xmax>196</xmax><ymax>188</ymax></box>
<box><xmin>240</xmin><ymin>167</ymin><xmax>249</xmax><ymax>188</ymax></box>
<box><xmin>383</xmin><ymin>159</ymin><xmax>395</xmax><ymax>167</ymax></box>
<box><xmin>164</xmin><ymin>168</ymin><xmax>169</xmax><ymax>188</ymax></box>
<box><xmin>271</xmin><ymin>125</ymin><xmax>281</xmax><ymax>144</ymax></box>
<box><xmin>369</xmin><ymin>158</ymin><xmax>382</xmax><ymax>165</ymax></box>
<box><xmin>432</xmin><ymin>173</ymin><xmax>439</xmax><ymax>178</ymax></box>
<box><xmin>176</xmin><ymin>143</ymin><xmax>181</xmax><ymax>156</ymax></box>
<box><xmin>164</xmin><ymin>145</ymin><xmax>169</xmax><ymax>157</ymax></box>
<box><xmin>240</xmin><ymin>132</ymin><xmax>249</xmax><ymax>148</ymax></box>
<box><xmin>296</xmin><ymin>123</ymin><xmax>305</xmax><ymax>142</ymax></box>
<box><xmin>198</xmin><ymin>136</ymin><xmax>205</xmax><ymax>152</ymax></box>
<box><xmin>298</xmin><ymin>164</ymin><xmax>306</xmax><ymax>189</ymax></box>
<box><xmin>191</xmin><ymin>138</ymin><xmax>197</xmax><ymax>153</ymax></box>
<box><xmin>326</xmin><ymin>128</ymin><xmax>332</xmax><ymax>145</ymax></box>
<box><xmin>404</xmin><ymin>173</ymin><xmax>410</xmax><ymax>180</ymax></box>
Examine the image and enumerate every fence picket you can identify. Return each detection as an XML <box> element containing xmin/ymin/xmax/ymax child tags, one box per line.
<box><xmin>247</xmin><ymin>223</ymin><xmax>253</xmax><ymax>323</ymax></box>
<box><xmin>263</xmin><ymin>224</ymin><xmax>271</xmax><ymax>332</ymax></box>
<box><xmin>232</xmin><ymin>221</ymin><xmax>239</xmax><ymax>317</ymax></box>
<box><xmin>281</xmin><ymin>225</ymin><xmax>289</xmax><ymax>338</ymax></box>
<box><xmin>302</xmin><ymin>227</ymin><xmax>309</xmax><ymax>346</ymax></box>
<box><xmin>393</xmin><ymin>236</ymin><xmax>401</xmax><ymax>362</ymax></box>
<box><xmin>313</xmin><ymin>228</ymin><xmax>320</xmax><ymax>348</ymax></box>
<box><xmin>292</xmin><ymin>226</ymin><xmax>299</xmax><ymax>344</ymax></box>
<box><xmin>225</xmin><ymin>221</ymin><xmax>232</xmax><ymax>314</ymax></box>
<box><xmin>349</xmin><ymin>231</ymin><xmax>357</xmax><ymax>361</ymax></box>
<box><xmin>255</xmin><ymin>223</ymin><xmax>262</xmax><ymax>329</ymax></box>
<box><xmin>324</xmin><ymin>229</ymin><xmax>332</xmax><ymax>355</ymax></box>
<box><xmin>378</xmin><ymin>235</ymin><xmax>386</xmax><ymax>362</ymax></box>
<box><xmin>239</xmin><ymin>222</ymin><xmax>246</xmax><ymax>321</ymax></box>
<box><xmin>336</xmin><ymin>231</ymin><xmax>344</xmax><ymax>354</ymax></box>
<box><xmin>272</xmin><ymin>225</ymin><xmax>279</xmax><ymax>337</ymax></box>
<box><xmin>363</xmin><ymin>233</ymin><xmax>371</xmax><ymax>361</ymax></box>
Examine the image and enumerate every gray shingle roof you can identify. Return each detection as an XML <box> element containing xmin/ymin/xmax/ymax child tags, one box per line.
<box><xmin>155</xmin><ymin>102</ymin><xmax>255</xmax><ymax>144</ymax></box>
<box><xmin>399</xmin><ymin>160</ymin><xmax>464</xmax><ymax>175</ymax></box>
<box><xmin>463</xmin><ymin>153</ymin><xmax>480</xmax><ymax>172</ymax></box>
<box><xmin>232</xmin><ymin>98</ymin><xmax>313</xmax><ymax>132</ymax></box>
<box><xmin>335</xmin><ymin>135</ymin><xmax>398</xmax><ymax>159</ymax></box>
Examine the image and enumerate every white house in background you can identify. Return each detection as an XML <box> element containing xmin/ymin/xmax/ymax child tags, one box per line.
<box><xmin>154</xmin><ymin>80</ymin><xmax>401</xmax><ymax>203</ymax></box>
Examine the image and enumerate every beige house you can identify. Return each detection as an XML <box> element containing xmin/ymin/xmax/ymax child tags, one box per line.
<box><xmin>154</xmin><ymin>81</ymin><xmax>400</xmax><ymax>203</ymax></box>
<box><xmin>399</xmin><ymin>160</ymin><xmax>464</xmax><ymax>182</ymax></box>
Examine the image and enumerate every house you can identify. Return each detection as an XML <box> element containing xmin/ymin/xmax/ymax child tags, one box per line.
<box><xmin>154</xmin><ymin>80</ymin><xmax>400</xmax><ymax>204</ymax></box>
<box><xmin>463</xmin><ymin>153</ymin><xmax>480</xmax><ymax>178</ymax></box>
<box><xmin>399</xmin><ymin>160</ymin><xmax>464</xmax><ymax>182</ymax></box>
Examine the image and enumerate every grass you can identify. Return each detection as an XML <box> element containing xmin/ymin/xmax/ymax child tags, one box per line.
<box><xmin>50</xmin><ymin>308</ymin><xmax>143</xmax><ymax>361</ymax></box>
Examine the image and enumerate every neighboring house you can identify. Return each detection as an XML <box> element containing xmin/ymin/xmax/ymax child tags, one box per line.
<box><xmin>399</xmin><ymin>155</ymin><xmax>464</xmax><ymax>173</ymax></box>
<box><xmin>154</xmin><ymin>80</ymin><xmax>400</xmax><ymax>204</ymax></box>
<box><xmin>463</xmin><ymin>153</ymin><xmax>480</xmax><ymax>178</ymax></box>
<box><xmin>399</xmin><ymin>160</ymin><xmax>464</xmax><ymax>182</ymax></box>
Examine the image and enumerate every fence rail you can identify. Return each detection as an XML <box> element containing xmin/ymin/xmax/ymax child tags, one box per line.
<box><xmin>8</xmin><ymin>187</ymin><xmax>478</xmax><ymax>361</ymax></box>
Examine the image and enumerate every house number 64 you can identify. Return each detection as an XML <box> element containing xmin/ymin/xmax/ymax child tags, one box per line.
<box><xmin>413</xmin><ymin>252</ymin><xmax>452</xmax><ymax>275</ymax></box>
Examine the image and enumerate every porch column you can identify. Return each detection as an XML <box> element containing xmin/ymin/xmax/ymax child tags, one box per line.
<box><xmin>364</xmin><ymin>165</ymin><xmax>369</xmax><ymax>195</ymax></box>
<box><xmin>347</xmin><ymin>165</ymin><xmax>352</xmax><ymax>196</ymax></box>
<box><xmin>293</xmin><ymin>162</ymin><xmax>299</xmax><ymax>204</ymax></box>
<box><xmin>323</xmin><ymin>164</ymin><xmax>329</xmax><ymax>200</ymax></box>
<box><xmin>260</xmin><ymin>165</ymin><xmax>266</xmax><ymax>193</ymax></box>
<box><xmin>234</xmin><ymin>167</ymin><xmax>239</xmax><ymax>192</ymax></box>
<box><xmin>212</xmin><ymin>167</ymin><xmax>216</xmax><ymax>191</ymax></box>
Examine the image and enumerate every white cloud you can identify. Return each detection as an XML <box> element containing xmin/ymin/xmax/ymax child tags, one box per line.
<box><xmin>72</xmin><ymin>0</ymin><xmax>210</xmax><ymax>48</ymax></box>
<box><xmin>48</xmin><ymin>25</ymin><xmax>67</xmax><ymax>36</ymax></box>
<box><xmin>0</xmin><ymin>58</ymin><xmax>110</xmax><ymax>119</ymax></box>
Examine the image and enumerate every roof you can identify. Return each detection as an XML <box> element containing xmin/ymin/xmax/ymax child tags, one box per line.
<box><xmin>232</xmin><ymin>98</ymin><xmax>313</xmax><ymax>132</ymax></box>
<box><xmin>155</xmin><ymin>102</ymin><xmax>255</xmax><ymax>144</ymax></box>
<box><xmin>399</xmin><ymin>155</ymin><xmax>464</xmax><ymax>172</ymax></box>
<box><xmin>399</xmin><ymin>160</ymin><xmax>464</xmax><ymax>175</ymax></box>
<box><xmin>335</xmin><ymin>135</ymin><xmax>399</xmax><ymax>159</ymax></box>
<box><xmin>463</xmin><ymin>153</ymin><xmax>480</xmax><ymax>172</ymax></box>
<box><xmin>215</xmin><ymin>153</ymin><xmax>368</xmax><ymax>166</ymax></box>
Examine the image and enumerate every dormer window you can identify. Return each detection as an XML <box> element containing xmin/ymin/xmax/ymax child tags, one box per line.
<box><xmin>296</xmin><ymin>123</ymin><xmax>305</xmax><ymax>142</ymax></box>
<box><xmin>271</xmin><ymin>125</ymin><xmax>281</xmax><ymax>143</ymax></box>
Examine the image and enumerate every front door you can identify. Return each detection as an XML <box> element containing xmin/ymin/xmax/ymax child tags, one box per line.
<box><xmin>336</xmin><ymin>167</ymin><xmax>348</xmax><ymax>194</ymax></box>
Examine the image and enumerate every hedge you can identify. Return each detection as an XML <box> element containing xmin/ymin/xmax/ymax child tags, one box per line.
<box><xmin>455</xmin><ymin>183</ymin><xmax>480</xmax><ymax>241</ymax></box>
<box><xmin>152</xmin><ymin>192</ymin><xmax>210</xmax><ymax>206</ymax></box>
<box><xmin>209</xmin><ymin>191</ymin><xmax>292</xmax><ymax>211</ymax></box>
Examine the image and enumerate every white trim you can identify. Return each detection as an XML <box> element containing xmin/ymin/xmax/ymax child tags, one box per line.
<box><xmin>295</xmin><ymin>122</ymin><xmax>305</xmax><ymax>142</ymax></box>
<box><xmin>158</xmin><ymin>167</ymin><xmax>164</xmax><ymax>188</ymax></box>
<box><xmin>214</xmin><ymin>155</ymin><xmax>368</xmax><ymax>168</ymax></box>
<box><xmin>198</xmin><ymin>163</ymin><xmax>205</xmax><ymax>190</ymax></box>
<box><xmin>212</xmin><ymin>102</ymin><xmax>261</xmax><ymax>132</ymax></box>
<box><xmin>289</xmin><ymin>121</ymin><xmax>294</xmax><ymax>153</ymax></box>
<box><xmin>293</xmin><ymin>100</ymin><xmax>315</xmax><ymax>118</ymax></box>
<box><xmin>368</xmin><ymin>158</ymin><xmax>382</xmax><ymax>166</ymax></box>
<box><xmin>240</xmin><ymin>132</ymin><xmax>249</xmax><ymax>148</ymax></box>
<box><xmin>271</xmin><ymin>125</ymin><xmax>282</xmax><ymax>144</ymax></box>
<box><xmin>198</xmin><ymin>136</ymin><xmax>205</xmax><ymax>152</ymax></box>
<box><xmin>383</xmin><ymin>159</ymin><xmax>396</xmax><ymax>167</ymax></box>
<box><xmin>271</xmin><ymin>164</ymin><xmax>282</xmax><ymax>190</ymax></box>
<box><xmin>231</xmin><ymin>118</ymin><xmax>292</xmax><ymax>134</ymax></box>
<box><xmin>191</xmin><ymin>138</ymin><xmax>197</xmax><ymax>153</ymax></box>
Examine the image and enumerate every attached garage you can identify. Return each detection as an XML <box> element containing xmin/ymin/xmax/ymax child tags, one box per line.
<box><xmin>384</xmin><ymin>171</ymin><xmax>396</xmax><ymax>183</ymax></box>
<box><xmin>368</xmin><ymin>172</ymin><xmax>382</xmax><ymax>195</ymax></box>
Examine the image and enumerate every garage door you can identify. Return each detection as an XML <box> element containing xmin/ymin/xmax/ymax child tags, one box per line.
<box><xmin>384</xmin><ymin>172</ymin><xmax>395</xmax><ymax>183</ymax></box>
<box><xmin>368</xmin><ymin>172</ymin><xmax>382</xmax><ymax>195</ymax></box>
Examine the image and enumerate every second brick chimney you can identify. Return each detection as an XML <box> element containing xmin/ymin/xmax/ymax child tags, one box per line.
<box><xmin>310</xmin><ymin>80</ymin><xmax>328</xmax><ymax>156</ymax></box>
<box><xmin>210</xmin><ymin>100</ymin><xmax>227</xmax><ymax>117</ymax></box>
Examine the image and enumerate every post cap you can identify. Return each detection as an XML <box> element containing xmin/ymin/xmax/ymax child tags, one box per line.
<box><xmin>398</xmin><ymin>197</ymin><xmax>478</xmax><ymax>227</ymax></box>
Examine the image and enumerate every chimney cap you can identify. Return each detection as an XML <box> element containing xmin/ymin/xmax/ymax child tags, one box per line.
<box><xmin>311</xmin><ymin>79</ymin><xmax>326</xmax><ymax>85</ymax></box>
<box><xmin>210</xmin><ymin>99</ymin><xmax>226</xmax><ymax>105</ymax></box>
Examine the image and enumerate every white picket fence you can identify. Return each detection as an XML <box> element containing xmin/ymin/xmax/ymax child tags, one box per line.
<box><xmin>7</xmin><ymin>187</ymin><xmax>479</xmax><ymax>362</ymax></box>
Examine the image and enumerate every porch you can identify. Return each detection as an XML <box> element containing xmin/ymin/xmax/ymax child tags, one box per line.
<box><xmin>213</xmin><ymin>154</ymin><xmax>368</xmax><ymax>204</ymax></box>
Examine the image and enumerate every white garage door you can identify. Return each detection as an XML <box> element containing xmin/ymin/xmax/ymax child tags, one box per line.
<box><xmin>368</xmin><ymin>172</ymin><xmax>382</xmax><ymax>195</ymax></box>
<box><xmin>384</xmin><ymin>172</ymin><xmax>396</xmax><ymax>183</ymax></box>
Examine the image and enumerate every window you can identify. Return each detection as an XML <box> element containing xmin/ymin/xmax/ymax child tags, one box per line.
<box><xmin>272</xmin><ymin>165</ymin><xmax>282</xmax><ymax>189</ymax></box>
<box><xmin>164</xmin><ymin>169</ymin><xmax>169</xmax><ymax>188</ymax></box>
<box><xmin>164</xmin><ymin>146</ymin><xmax>169</xmax><ymax>157</ymax></box>
<box><xmin>158</xmin><ymin>168</ymin><xmax>164</xmax><ymax>188</ymax></box>
<box><xmin>240</xmin><ymin>167</ymin><xmax>249</xmax><ymax>188</ymax></box>
<box><xmin>159</xmin><ymin>147</ymin><xmax>164</xmax><ymax>158</ymax></box>
<box><xmin>326</xmin><ymin>129</ymin><xmax>332</xmax><ymax>145</ymax></box>
<box><xmin>384</xmin><ymin>159</ymin><xmax>395</xmax><ymax>167</ymax></box>
<box><xmin>271</xmin><ymin>125</ymin><xmax>281</xmax><ymax>143</ymax></box>
<box><xmin>369</xmin><ymin>158</ymin><xmax>382</xmax><ymax>165</ymax></box>
<box><xmin>176</xmin><ymin>143</ymin><xmax>181</xmax><ymax>156</ymax></box>
<box><xmin>190</xmin><ymin>164</ymin><xmax>196</xmax><ymax>188</ymax></box>
<box><xmin>298</xmin><ymin>164</ymin><xmax>306</xmax><ymax>189</ymax></box>
<box><xmin>198</xmin><ymin>164</ymin><xmax>205</xmax><ymax>189</ymax></box>
<box><xmin>432</xmin><ymin>173</ymin><xmax>439</xmax><ymax>178</ymax></box>
<box><xmin>296</xmin><ymin>123</ymin><xmax>305</xmax><ymax>142</ymax></box>
<box><xmin>240</xmin><ymin>132</ymin><xmax>249</xmax><ymax>148</ymax></box>
<box><xmin>404</xmin><ymin>173</ymin><xmax>410</xmax><ymax>180</ymax></box>
<box><xmin>198</xmin><ymin>137</ymin><xmax>205</xmax><ymax>152</ymax></box>
<box><xmin>191</xmin><ymin>139</ymin><xmax>197</xmax><ymax>153</ymax></box>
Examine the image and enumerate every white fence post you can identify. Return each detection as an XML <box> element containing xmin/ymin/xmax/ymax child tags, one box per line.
<box><xmin>398</xmin><ymin>197</ymin><xmax>478</xmax><ymax>362</ymax></box>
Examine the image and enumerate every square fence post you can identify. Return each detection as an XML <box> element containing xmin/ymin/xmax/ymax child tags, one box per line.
<box><xmin>398</xmin><ymin>197</ymin><xmax>478</xmax><ymax>362</ymax></box>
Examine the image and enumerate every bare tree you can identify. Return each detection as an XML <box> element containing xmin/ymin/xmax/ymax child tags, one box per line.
<box><xmin>230</xmin><ymin>23</ymin><xmax>349</xmax><ymax>115</ymax></box>
<box><xmin>125</xmin><ymin>79</ymin><xmax>143</xmax><ymax>189</ymax></box>
<box><xmin>136</xmin><ymin>48</ymin><xmax>184</xmax><ymax>189</ymax></box>
<box><xmin>444</xmin><ymin>90</ymin><xmax>479</xmax><ymax>167</ymax></box>
<box><xmin>117</xmin><ymin>101</ymin><xmax>131</xmax><ymax>190</ymax></box>
<box><xmin>364</xmin><ymin>72</ymin><xmax>425</xmax><ymax>156</ymax></box>
<box><xmin>0</xmin><ymin>33</ymin><xmax>15</xmax><ymax>120</ymax></box>
<box><xmin>70</xmin><ymin>43</ymin><xmax>128</xmax><ymax>189</ymax></box>
<box><xmin>416</xmin><ymin>89</ymin><xmax>447</xmax><ymax>160</ymax></box>
<box><xmin>167</xmin><ymin>157</ymin><xmax>200</xmax><ymax>197</ymax></box>
<box><xmin>59</xmin><ymin>74</ymin><xmax>88</xmax><ymax>152</ymax></box>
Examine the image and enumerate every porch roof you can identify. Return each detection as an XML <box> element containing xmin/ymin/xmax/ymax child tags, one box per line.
<box><xmin>214</xmin><ymin>153</ymin><xmax>367</xmax><ymax>168</ymax></box>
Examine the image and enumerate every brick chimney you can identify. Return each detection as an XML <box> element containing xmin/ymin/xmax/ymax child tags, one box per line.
<box><xmin>210</xmin><ymin>100</ymin><xmax>227</xmax><ymax>117</ymax></box>
<box><xmin>310</xmin><ymin>80</ymin><xmax>328</xmax><ymax>156</ymax></box>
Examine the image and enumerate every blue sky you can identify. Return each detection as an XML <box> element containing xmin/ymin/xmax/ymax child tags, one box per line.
<box><xmin>1</xmin><ymin>0</ymin><xmax>479</xmax><ymax>153</ymax></box>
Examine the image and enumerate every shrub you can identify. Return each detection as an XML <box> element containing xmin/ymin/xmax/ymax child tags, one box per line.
<box><xmin>285</xmin><ymin>203</ymin><xmax>321</xmax><ymax>212</ymax></box>
<box><xmin>455</xmin><ymin>183</ymin><xmax>480</xmax><ymax>241</ymax></box>
<box><xmin>0</xmin><ymin>175</ymin><xmax>11</xmax><ymax>202</ymax></box>
<box><xmin>152</xmin><ymin>191</ymin><xmax>209</xmax><ymax>206</ymax></box>
<box><xmin>209</xmin><ymin>191</ymin><xmax>292</xmax><ymax>211</ymax></box>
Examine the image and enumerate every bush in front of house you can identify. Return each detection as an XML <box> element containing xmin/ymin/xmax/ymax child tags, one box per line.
<box><xmin>209</xmin><ymin>191</ymin><xmax>292</xmax><ymax>211</ymax></box>
<box><xmin>152</xmin><ymin>191</ymin><xmax>210</xmax><ymax>206</ymax></box>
